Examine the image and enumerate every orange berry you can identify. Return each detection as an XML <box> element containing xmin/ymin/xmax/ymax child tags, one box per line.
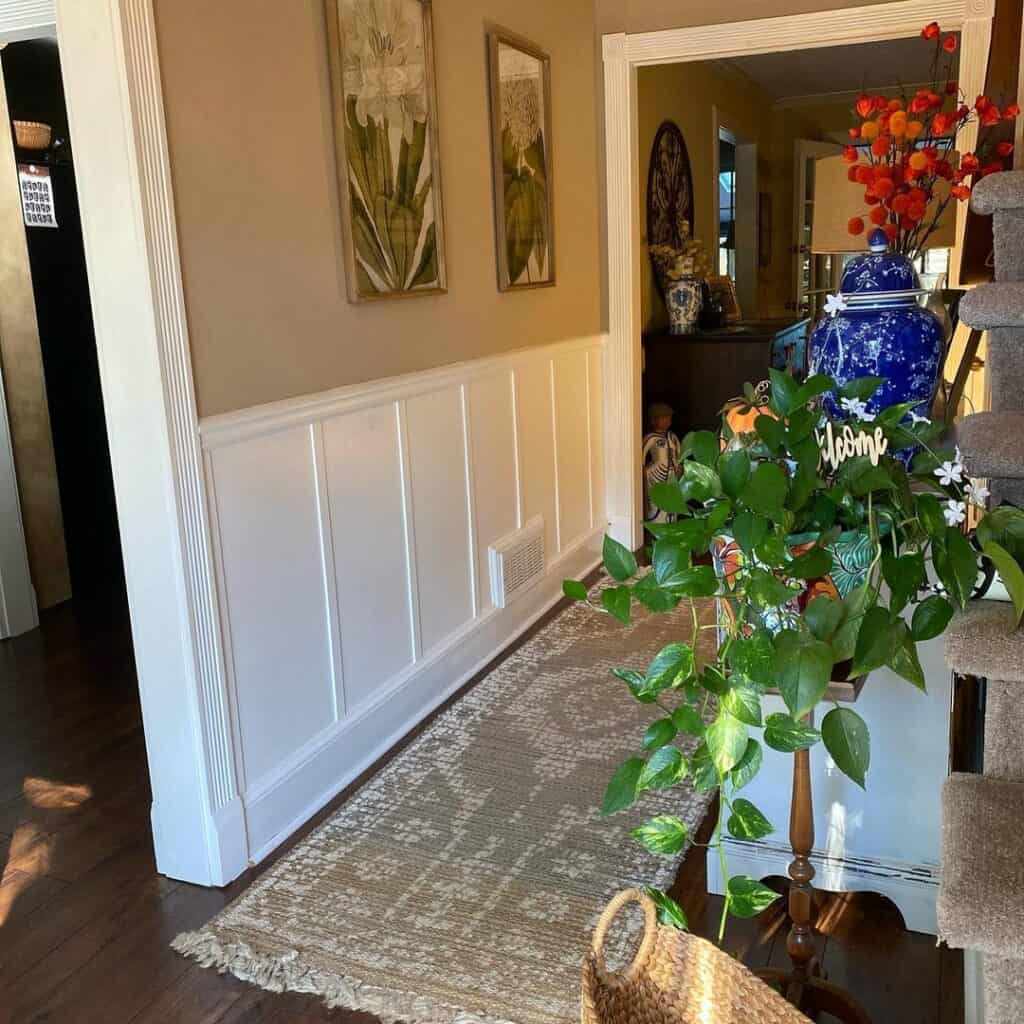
<box><xmin>860</xmin><ymin>120</ymin><xmax>879</xmax><ymax>141</ymax></box>
<box><xmin>908</xmin><ymin>151</ymin><xmax>929</xmax><ymax>170</ymax></box>
<box><xmin>874</xmin><ymin>178</ymin><xmax>895</xmax><ymax>199</ymax></box>
<box><xmin>848</xmin><ymin>216</ymin><xmax>865</xmax><ymax>235</ymax></box>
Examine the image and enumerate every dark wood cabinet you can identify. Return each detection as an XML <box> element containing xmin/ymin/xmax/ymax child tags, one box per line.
<box><xmin>642</xmin><ymin>319</ymin><xmax>810</xmax><ymax>436</ymax></box>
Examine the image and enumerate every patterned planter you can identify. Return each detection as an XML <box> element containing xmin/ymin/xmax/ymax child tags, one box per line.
<box><xmin>664</xmin><ymin>275</ymin><xmax>703</xmax><ymax>335</ymax></box>
<box><xmin>713</xmin><ymin>528</ymin><xmax>875</xmax><ymax>639</ymax></box>
<box><xmin>808</xmin><ymin>229</ymin><xmax>944</xmax><ymax>440</ymax></box>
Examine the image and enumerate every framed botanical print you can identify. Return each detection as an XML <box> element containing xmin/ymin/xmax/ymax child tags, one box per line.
<box><xmin>325</xmin><ymin>0</ymin><xmax>447</xmax><ymax>301</ymax></box>
<box><xmin>487</xmin><ymin>31</ymin><xmax>555</xmax><ymax>291</ymax></box>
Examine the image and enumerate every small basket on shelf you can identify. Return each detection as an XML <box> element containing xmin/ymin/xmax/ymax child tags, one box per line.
<box><xmin>12</xmin><ymin>120</ymin><xmax>52</xmax><ymax>150</ymax></box>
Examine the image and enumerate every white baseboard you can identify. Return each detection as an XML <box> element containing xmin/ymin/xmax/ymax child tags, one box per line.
<box><xmin>707</xmin><ymin>836</ymin><xmax>940</xmax><ymax>935</ymax></box>
<box><xmin>151</xmin><ymin>794</ymin><xmax>249</xmax><ymax>886</ymax></box>
<box><xmin>244</xmin><ymin>533</ymin><xmax>603</xmax><ymax>864</ymax></box>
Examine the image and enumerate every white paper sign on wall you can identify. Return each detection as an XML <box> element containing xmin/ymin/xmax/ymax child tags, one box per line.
<box><xmin>17</xmin><ymin>164</ymin><xmax>57</xmax><ymax>229</ymax></box>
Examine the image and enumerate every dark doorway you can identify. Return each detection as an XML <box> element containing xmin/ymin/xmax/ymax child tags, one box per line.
<box><xmin>2</xmin><ymin>38</ymin><xmax>125</xmax><ymax>611</ymax></box>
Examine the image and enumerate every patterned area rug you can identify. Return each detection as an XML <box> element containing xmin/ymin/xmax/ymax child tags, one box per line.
<box><xmin>173</xmin><ymin>587</ymin><xmax>715</xmax><ymax>1024</ymax></box>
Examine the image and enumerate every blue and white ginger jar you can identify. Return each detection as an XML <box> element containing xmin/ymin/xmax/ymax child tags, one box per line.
<box><xmin>664</xmin><ymin>275</ymin><xmax>703</xmax><ymax>335</ymax></box>
<box><xmin>809</xmin><ymin>228</ymin><xmax>944</xmax><ymax>427</ymax></box>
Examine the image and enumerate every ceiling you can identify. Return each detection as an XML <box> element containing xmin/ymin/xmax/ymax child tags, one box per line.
<box><xmin>720</xmin><ymin>34</ymin><xmax>960</xmax><ymax>104</ymax></box>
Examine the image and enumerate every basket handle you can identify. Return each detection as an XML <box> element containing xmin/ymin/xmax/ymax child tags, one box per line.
<box><xmin>590</xmin><ymin>888</ymin><xmax>659</xmax><ymax>983</ymax></box>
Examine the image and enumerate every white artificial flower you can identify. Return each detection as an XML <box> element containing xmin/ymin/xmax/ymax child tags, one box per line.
<box><xmin>965</xmin><ymin>481</ymin><xmax>990</xmax><ymax>507</ymax></box>
<box><xmin>935</xmin><ymin>460</ymin><xmax>964</xmax><ymax>486</ymax></box>
<box><xmin>824</xmin><ymin>293</ymin><xmax>848</xmax><ymax>317</ymax></box>
<box><xmin>943</xmin><ymin>499</ymin><xmax>967</xmax><ymax>526</ymax></box>
<box><xmin>839</xmin><ymin>396</ymin><xmax>875</xmax><ymax>422</ymax></box>
<box><xmin>840</xmin><ymin>396</ymin><xmax>868</xmax><ymax>419</ymax></box>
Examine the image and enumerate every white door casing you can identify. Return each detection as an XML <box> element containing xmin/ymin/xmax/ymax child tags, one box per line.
<box><xmin>603</xmin><ymin>0</ymin><xmax>996</xmax><ymax>549</ymax></box>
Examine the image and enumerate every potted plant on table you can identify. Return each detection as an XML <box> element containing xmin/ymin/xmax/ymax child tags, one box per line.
<box><xmin>564</xmin><ymin>370</ymin><xmax>1024</xmax><ymax>1020</ymax></box>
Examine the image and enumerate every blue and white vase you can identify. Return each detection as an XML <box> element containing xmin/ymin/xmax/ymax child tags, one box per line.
<box><xmin>664</xmin><ymin>275</ymin><xmax>703</xmax><ymax>335</ymax></box>
<box><xmin>809</xmin><ymin>229</ymin><xmax>944</xmax><ymax>443</ymax></box>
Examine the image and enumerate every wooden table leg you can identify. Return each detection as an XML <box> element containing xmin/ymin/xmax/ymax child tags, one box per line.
<box><xmin>787</xmin><ymin>746</ymin><xmax>818</xmax><ymax>983</ymax></box>
<box><xmin>754</xmin><ymin>740</ymin><xmax>873</xmax><ymax>1023</ymax></box>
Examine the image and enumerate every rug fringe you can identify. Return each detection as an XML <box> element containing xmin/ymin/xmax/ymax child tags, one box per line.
<box><xmin>171</xmin><ymin>927</ymin><xmax>522</xmax><ymax>1024</ymax></box>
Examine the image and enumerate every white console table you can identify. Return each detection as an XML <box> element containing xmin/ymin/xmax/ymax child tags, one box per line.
<box><xmin>707</xmin><ymin>635</ymin><xmax>950</xmax><ymax>935</ymax></box>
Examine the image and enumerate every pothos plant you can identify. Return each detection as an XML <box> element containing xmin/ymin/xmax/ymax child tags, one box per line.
<box><xmin>563</xmin><ymin>369</ymin><xmax>1024</xmax><ymax>939</ymax></box>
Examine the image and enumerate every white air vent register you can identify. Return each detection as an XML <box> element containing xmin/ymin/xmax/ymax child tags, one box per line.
<box><xmin>489</xmin><ymin>516</ymin><xmax>545</xmax><ymax>608</ymax></box>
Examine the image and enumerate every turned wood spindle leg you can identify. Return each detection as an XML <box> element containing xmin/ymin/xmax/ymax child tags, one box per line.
<box><xmin>787</xmin><ymin>745</ymin><xmax>817</xmax><ymax>981</ymax></box>
<box><xmin>755</xmin><ymin>725</ymin><xmax>873</xmax><ymax>1023</ymax></box>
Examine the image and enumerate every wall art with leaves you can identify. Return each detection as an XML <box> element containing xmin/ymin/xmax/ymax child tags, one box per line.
<box><xmin>326</xmin><ymin>0</ymin><xmax>447</xmax><ymax>301</ymax></box>
<box><xmin>487</xmin><ymin>32</ymin><xmax>555</xmax><ymax>291</ymax></box>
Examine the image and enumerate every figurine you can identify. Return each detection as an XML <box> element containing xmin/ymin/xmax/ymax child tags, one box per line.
<box><xmin>642</xmin><ymin>402</ymin><xmax>682</xmax><ymax>523</ymax></box>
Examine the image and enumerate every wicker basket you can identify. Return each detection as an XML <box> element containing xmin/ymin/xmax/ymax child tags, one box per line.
<box><xmin>582</xmin><ymin>889</ymin><xmax>812</xmax><ymax>1024</ymax></box>
<box><xmin>12</xmin><ymin>120</ymin><xmax>51</xmax><ymax>150</ymax></box>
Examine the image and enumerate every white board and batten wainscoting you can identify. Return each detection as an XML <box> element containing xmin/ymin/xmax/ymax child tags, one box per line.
<box><xmin>200</xmin><ymin>335</ymin><xmax>607</xmax><ymax>863</ymax></box>
<box><xmin>706</xmin><ymin>635</ymin><xmax>951</xmax><ymax>936</ymax></box>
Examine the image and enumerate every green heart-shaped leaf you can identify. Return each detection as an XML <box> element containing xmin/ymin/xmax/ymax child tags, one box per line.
<box><xmin>632</xmin><ymin>815</ymin><xmax>690</xmax><ymax>856</ymax></box>
<box><xmin>600</xmin><ymin>758</ymin><xmax>644</xmax><ymax>816</ymax></box>
<box><xmin>729</xmin><ymin>739</ymin><xmax>763</xmax><ymax>791</ymax></box>
<box><xmin>603</xmin><ymin>535</ymin><xmax>638</xmax><ymax>582</ymax></box>
<box><xmin>727</xmin><ymin>798</ymin><xmax>775</xmax><ymax>840</ymax></box>
<box><xmin>821</xmin><ymin>706</ymin><xmax>870</xmax><ymax>788</ymax></box>
<box><xmin>727</xmin><ymin>876</ymin><xmax>782</xmax><ymax>918</ymax></box>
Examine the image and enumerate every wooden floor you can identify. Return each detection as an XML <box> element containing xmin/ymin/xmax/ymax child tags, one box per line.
<box><xmin>0</xmin><ymin>598</ymin><xmax>963</xmax><ymax>1023</ymax></box>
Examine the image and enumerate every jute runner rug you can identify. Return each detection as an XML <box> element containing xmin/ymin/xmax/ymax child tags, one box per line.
<box><xmin>173</xmin><ymin>586</ymin><xmax>715</xmax><ymax>1024</ymax></box>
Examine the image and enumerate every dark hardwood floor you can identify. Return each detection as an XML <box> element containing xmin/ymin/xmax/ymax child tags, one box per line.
<box><xmin>0</xmin><ymin>598</ymin><xmax>963</xmax><ymax>1023</ymax></box>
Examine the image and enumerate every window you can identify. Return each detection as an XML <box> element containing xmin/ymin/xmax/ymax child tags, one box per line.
<box><xmin>915</xmin><ymin>247</ymin><xmax>950</xmax><ymax>292</ymax></box>
<box><xmin>718</xmin><ymin>129</ymin><xmax>736</xmax><ymax>279</ymax></box>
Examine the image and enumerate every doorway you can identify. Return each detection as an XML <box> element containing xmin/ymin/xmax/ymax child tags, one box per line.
<box><xmin>0</xmin><ymin>37</ymin><xmax>126</xmax><ymax>617</ymax></box>
<box><xmin>713</xmin><ymin>120</ymin><xmax>758</xmax><ymax>320</ymax></box>
<box><xmin>0</xmin><ymin>33</ymin><xmax>150</xmax><ymax>931</ymax></box>
<box><xmin>0</xmin><ymin>0</ymin><xmax>249</xmax><ymax>889</ymax></box>
<box><xmin>601</xmin><ymin>0</ymin><xmax>994</xmax><ymax>552</ymax></box>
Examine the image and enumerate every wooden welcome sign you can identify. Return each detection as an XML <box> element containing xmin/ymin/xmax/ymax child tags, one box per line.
<box><xmin>815</xmin><ymin>421</ymin><xmax>889</xmax><ymax>473</ymax></box>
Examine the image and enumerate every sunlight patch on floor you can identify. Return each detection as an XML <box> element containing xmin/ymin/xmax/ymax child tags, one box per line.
<box><xmin>0</xmin><ymin>868</ymin><xmax>33</xmax><ymax>925</ymax></box>
<box><xmin>22</xmin><ymin>776</ymin><xmax>92</xmax><ymax>809</ymax></box>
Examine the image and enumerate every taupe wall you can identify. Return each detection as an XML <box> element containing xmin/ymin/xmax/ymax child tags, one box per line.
<box><xmin>153</xmin><ymin>0</ymin><xmax>601</xmax><ymax>418</ymax></box>
<box><xmin>0</xmin><ymin>68</ymin><xmax>70</xmax><ymax>609</ymax></box>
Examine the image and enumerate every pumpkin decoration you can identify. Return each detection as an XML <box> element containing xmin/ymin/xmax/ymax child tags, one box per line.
<box><xmin>720</xmin><ymin>394</ymin><xmax>777</xmax><ymax>450</ymax></box>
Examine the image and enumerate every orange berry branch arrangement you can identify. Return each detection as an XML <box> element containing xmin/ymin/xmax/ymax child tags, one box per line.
<box><xmin>843</xmin><ymin>20</ymin><xmax>1020</xmax><ymax>257</ymax></box>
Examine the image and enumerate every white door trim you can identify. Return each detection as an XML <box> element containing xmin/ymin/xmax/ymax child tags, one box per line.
<box><xmin>602</xmin><ymin>0</ymin><xmax>995</xmax><ymax>549</ymax></box>
<box><xmin>0</xmin><ymin>0</ymin><xmax>245</xmax><ymax>885</ymax></box>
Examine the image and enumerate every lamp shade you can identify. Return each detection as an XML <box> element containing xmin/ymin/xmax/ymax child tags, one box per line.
<box><xmin>810</xmin><ymin>153</ymin><xmax>956</xmax><ymax>254</ymax></box>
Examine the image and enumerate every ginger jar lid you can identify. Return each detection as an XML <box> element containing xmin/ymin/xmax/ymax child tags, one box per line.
<box><xmin>838</xmin><ymin>228</ymin><xmax>919</xmax><ymax>306</ymax></box>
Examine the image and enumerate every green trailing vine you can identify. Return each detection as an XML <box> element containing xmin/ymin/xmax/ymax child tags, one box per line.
<box><xmin>564</xmin><ymin>370</ymin><xmax>1024</xmax><ymax>937</ymax></box>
